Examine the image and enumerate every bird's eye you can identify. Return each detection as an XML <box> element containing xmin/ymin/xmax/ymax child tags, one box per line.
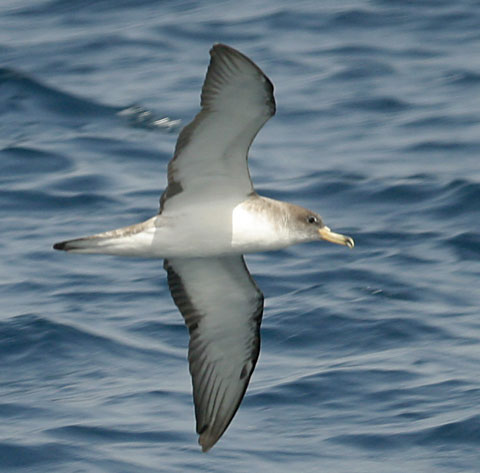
<box><xmin>307</xmin><ymin>216</ymin><xmax>318</xmax><ymax>224</ymax></box>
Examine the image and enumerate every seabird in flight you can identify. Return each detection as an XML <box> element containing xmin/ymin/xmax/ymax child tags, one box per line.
<box><xmin>54</xmin><ymin>44</ymin><xmax>354</xmax><ymax>452</ymax></box>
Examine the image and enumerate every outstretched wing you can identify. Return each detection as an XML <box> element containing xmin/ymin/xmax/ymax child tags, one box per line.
<box><xmin>164</xmin><ymin>256</ymin><xmax>264</xmax><ymax>451</ymax></box>
<box><xmin>160</xmin><ymin>44</ymin><xmax>275</xmax><ymax>212</ymax></box>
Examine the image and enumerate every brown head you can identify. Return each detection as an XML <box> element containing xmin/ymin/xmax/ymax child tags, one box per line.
<box><xmin>287</xmin><ymin>204</ymin><xmax>354</xmax><ymax>248</ymax></box>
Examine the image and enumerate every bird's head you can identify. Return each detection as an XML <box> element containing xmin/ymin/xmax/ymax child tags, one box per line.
<box><xmin>292</xmin><ymin>207</ymin><xmax>354</xmax><ymax>249</ymax></box>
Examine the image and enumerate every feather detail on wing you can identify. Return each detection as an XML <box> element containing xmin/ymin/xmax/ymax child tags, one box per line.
<box><xmin>160</xmin><ymin>44</ymin><xmax>275</xmax><ymax>212</ymax></box>
<box><xmin>164</xmin><ymin>256</ymin><xmax>264</xmax><ymax>451</ymax></box>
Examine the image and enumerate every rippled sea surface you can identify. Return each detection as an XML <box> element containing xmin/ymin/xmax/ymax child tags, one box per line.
<box><xmin>1</xmin><ymin>1</ymin><xmax>480</xmax><ymax>472</ymax></box>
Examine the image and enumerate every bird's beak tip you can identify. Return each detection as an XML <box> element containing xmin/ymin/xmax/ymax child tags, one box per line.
<box><xmin>318</xmin><ymin>226</ymin><xmax>354</xmax><ymax>249</ymax></box>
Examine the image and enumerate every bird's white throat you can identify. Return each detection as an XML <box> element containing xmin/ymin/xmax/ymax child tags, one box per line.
<box><xmin>231</xmin><ymin>198</ymin><xmax>294</xmax><ymax>253</ymax></box>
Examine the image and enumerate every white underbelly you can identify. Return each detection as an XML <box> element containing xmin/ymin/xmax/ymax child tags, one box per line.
<box><xmin>72</xmin><ymin>197</ymin><xmax>295</xmax><ymax>258</ymax></box>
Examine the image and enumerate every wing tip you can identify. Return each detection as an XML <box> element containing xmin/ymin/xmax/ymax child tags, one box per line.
<box><xmin>209</xmin><ymin>43</ymin><xmax>267</xmax><ymax>77</ymax></box>
<box><xmin>210</xmin><ymin>43</ymin><xmax>239</xmax><ymax>57</ymax></box>
<box><xmin>205</xmin><ymin>43</ymin><xmax>276</xmax><ymax>115</ymax></box>
<box><xmin>198</xmin><ymin>429</ymin><xmax>218</xmax><ymax>453</ymax></box>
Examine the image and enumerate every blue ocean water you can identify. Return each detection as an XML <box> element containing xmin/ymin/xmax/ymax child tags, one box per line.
<box><xmin>1</xmin><ymin>0</ymin><xmax>480</xmax><ymax>471</ymax></box>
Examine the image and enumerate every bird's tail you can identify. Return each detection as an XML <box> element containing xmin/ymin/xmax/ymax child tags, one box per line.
<box><xmin>53</xmin><ymin>218</ymin><xmax>156</xmax><ymax>256</ymax></box>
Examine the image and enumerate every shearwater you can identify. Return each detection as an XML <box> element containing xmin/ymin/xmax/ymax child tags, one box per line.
<box><xmin>54</xmin><ymin>44</ymin><xmax>354</xmax><ymax>452</ymax></box>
